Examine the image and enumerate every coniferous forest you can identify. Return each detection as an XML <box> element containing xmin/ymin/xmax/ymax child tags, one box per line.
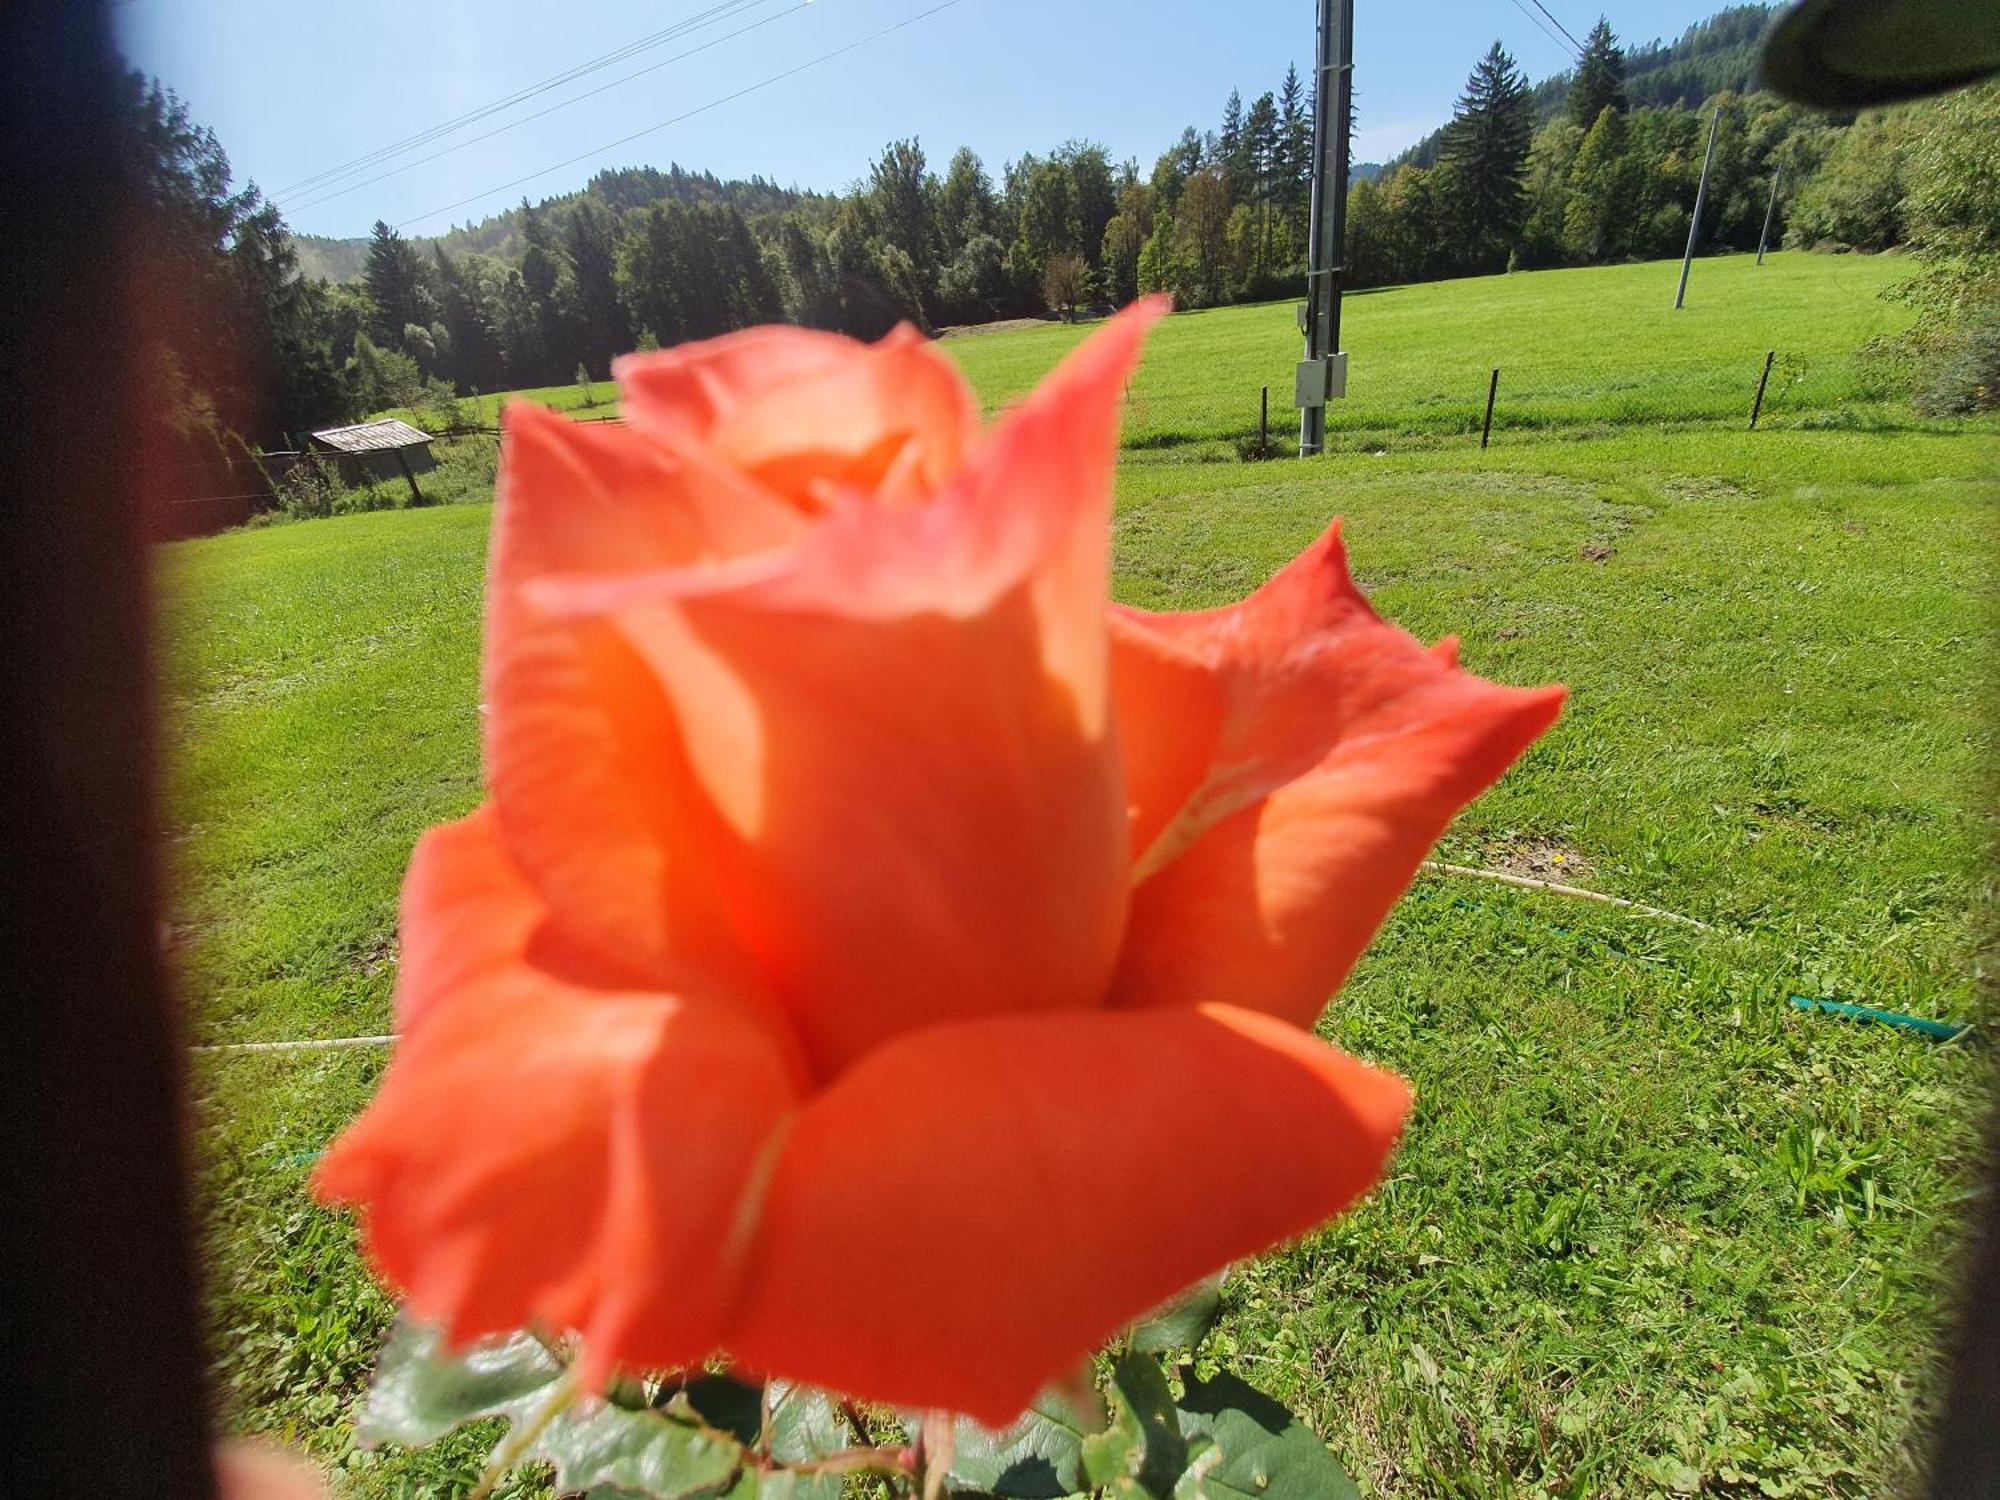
<box><xmin>132</xmin><ymin>3</ymin><xmax>1998</xmax><ymax>451</ymax></box>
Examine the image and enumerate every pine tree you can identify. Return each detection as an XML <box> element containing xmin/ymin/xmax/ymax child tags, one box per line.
<box><xmin>1561</xmin><ymin>106</ymin><xmax>1632</xmax><ymax>262</ymax></box>
<box><xmin>1567</xmin><ymin>18</ymin><xmax>1628</xmax><ymax>127</ymax></box>
<box><xmin>615</xmin><ymin>202</ymin><xmax>689</xmax><ymax>348</ymax></box>
<box><xmin>1014</xmin><ymin>158</ymin><xmax>1080</xmax><ymax>286</ymax></box>
<box><xmin>1150</xmin><ymin>128</ymin><xmax>1205</xmax><ymax>213</ymax></box>
<box><xmin>431</xmin><ymin>247</ymin><xmax>504</xmax><ymax>392</ymax></box>
<box><xmin>516</xmin><ymin>200</ymin><xmax>567</xmax><ymax>383</ymax></box>
<box><xmin>938</xmin><ymin>147</ymin><xmax>998</xmax><ymax>256</ymax></box>
<box><xmin>1173</xmin><ymin>166</ymin><xmax>1233</xmax><ymax>305</ymax></box>
<box><xmin>1218</xmin><ymin>88</ymin><xmax>1247</xmax><ymax>188</ymax></box>
<box><xmin>1243</xmin><ymin>93</ymin><xmax>1282</xmax><ymax>271</ymax></box>
<box><xmin>1058</xmin><ymin>141</ymin><xmax>1117</xmax><ymax>270</ymax></box>
<box><xmin>1277</xmin><ymin>64</ymin><xmax>1312</xmax><ymax>246</ymax></box>
<box><xmin>1101</xmin><ymin>213</ymin><xmax>1146</xmax><ymax>304</ymax></box>
<box><xmin>868</xmin><ymin>138</ymin><xmax>939</xmax><ymax>280</ymax></box>
<box><xmin>361</xmin><ymin>220</ymin><xmax>433</xmax><ymax>351</ymax></box>
<box><xmin>562</xmin><ymin>199</ymin><xmax>630</xmax><ymax>374</ymax></box>
<box><xmin>1440</xmin><ymin>42</ymin><xmax>1534</xmax><ymax>273</ymax></box>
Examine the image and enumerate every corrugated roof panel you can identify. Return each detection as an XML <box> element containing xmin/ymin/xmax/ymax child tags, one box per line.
<box><xmin>308</xmin><ymin>418</ymin><xmax>435</xmax><ymax>453</ymax></box>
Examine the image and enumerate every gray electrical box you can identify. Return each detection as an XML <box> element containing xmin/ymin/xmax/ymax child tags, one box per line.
<box><xmin>1294</xmin><ymin>352</ymin><xmax>1349</xmax><ymax>409</ymax></box>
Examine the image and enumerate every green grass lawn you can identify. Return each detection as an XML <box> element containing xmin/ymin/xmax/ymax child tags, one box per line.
<box><xmin>413</xmin><ymin>252</ymin><xmax>1932</xmax><ymax>455</ymax></box>
<box><xmin>169</xmin><ymin>413</ymin><xmax>1996</xmax><ymax>1495</ymax></box>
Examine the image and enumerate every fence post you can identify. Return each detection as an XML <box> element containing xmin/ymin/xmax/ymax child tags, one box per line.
<box><xmin>1260</xmin><ymin>385</ymin><xmax>1269</xmax><ymax>458</ymax></box>
<box><xmin>394</xmin><ymin>448</ymin><xmax>425</xmax><ymax>505</ymax></box>
<box><xmin>1481</xmin><ymin>368</ymin><xmax>1500</xmax><ymax>450</ymax></box>
<box><xmin>1749</xmin><ymin>350</ymin><xmax>1776</xmax><ymax>430</ymax></box>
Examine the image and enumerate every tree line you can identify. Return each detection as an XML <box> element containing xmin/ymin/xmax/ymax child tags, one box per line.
<box><xmin>129</xmin><ymin>12</ymin><xmax>1997</xmax><ymax>452</ymax></box>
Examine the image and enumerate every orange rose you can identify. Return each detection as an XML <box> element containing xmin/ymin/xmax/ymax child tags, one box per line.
<box><xmin>316</xmin><ymin>299</ymin><xmax>1563</xmax><ymax>1426</ymax></box>
<box><xmin>214</xmin><ymin>1443</ymin><xmax>329</xmax><ymax>1500</ymax></box>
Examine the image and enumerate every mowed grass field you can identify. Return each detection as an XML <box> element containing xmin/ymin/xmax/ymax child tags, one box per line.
<box><xmin>170</xmin><ymin>376</ymin><xmax>1996</xmax><ymax>1495</ymax></box>
<box><xmin>418</xmin><ymin>252</ymin><xmax>1933</xmax><ymax>453</ymax></box>
<box><xmin>180</xmin><ymin>253</ymin><xmax>1992</xmax><ymax>1496</ymax></box>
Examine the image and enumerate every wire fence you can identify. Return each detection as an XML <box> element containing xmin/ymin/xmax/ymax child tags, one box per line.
<box><xmin>171</xmin><ymin>338</ymin><xmax>1971</xmax><ymax>534</ymax></box>
<box><xmin>1073</xmin><ymin>345</ymin><xmax>1950</xmax><ymax>461</ymax></box>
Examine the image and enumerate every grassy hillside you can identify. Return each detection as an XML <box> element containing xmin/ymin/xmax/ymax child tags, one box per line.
<box><xmin>944</xmin><ymin>251</ymin><xmax>1922</xmax><ymax>448</ymax></box>
<box><xmin>423</xmin><ymin>252</ymin><xmax>1932</xmax><ymax>452</ymax></box>
<box><xmin>169</xmin><ymin>412</ymin><xmax>1995</xmax><ymax>1494</ymax></box>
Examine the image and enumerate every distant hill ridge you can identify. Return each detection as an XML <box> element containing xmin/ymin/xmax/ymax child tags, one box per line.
<box><xmin>289</xmin><ymin>2</ymin><xmax>1774</xmax><ymax>282</ymax></box>
<box><xmin>1393</xmin><ymin>3</ymin><xmax>1775</xmax><ymax>170</ymax></box>
<box><xmin>292</xmin><ymin>164</ymin><xmax>818</xmax><ymax>281</ymax></box>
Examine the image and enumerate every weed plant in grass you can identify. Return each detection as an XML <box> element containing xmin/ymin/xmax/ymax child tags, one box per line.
<box><xmin>166</xmin><ymin>418</ymin><xmax>1994</xmax><ymax>1495</ymax></box>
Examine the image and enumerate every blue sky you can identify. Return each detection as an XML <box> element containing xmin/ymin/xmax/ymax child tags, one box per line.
<box><xmin>118</xmin><ymin>0</ymin><xmax>1728</xmax><ymax>240</ymax></box>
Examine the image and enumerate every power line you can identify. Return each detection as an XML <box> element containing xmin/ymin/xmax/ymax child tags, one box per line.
<box><xmin>1522</xmin><ymin>0</ymin><xmax>1587</xmax><ymax>55</ymax></box>
<box><xmin>393</xmin><ymin>0</ymin><xmax>967</xmax><ymax>233</ymax></box>
<box><xmin>278</xmin><ymin>0</ymin><xmax>777</xmax><ymax>197</ymax></box>
<box><xmin>275</xmin><ymin>0</ymin><xmax>787</xmax><ymax>199</ymax></box>
<box><xmin>1502</xmin><ymin>0</ymin><xmax>1581</xmax><ymax>59</ymax></box>
<box><xmin>286</xmin><ymin>0</ymin><xmax>814</xmax><ymax>217</ymax></box>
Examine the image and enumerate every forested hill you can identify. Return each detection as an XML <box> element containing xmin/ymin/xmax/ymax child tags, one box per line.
<box><xmin>1534</xmin><ymin>4</ymin><xmax>1773</xmax><ymax>114</ymax></box>
<box><xmin>292</xmin><ymin>5</ymin><xmax>1772</xmax><ymax>282</ymax></box>
<box><xmin>293</xmin><ymin>165</ymin><xmax>814</xmax><ymax>282</ymax></box>
<box><xmin>1399</xmin><ymin>4</ymin><xmax>1773</xmax><ymax>170</ymax></box>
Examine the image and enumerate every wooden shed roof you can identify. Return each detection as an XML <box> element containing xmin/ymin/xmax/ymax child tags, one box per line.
<box><xmin>307</xmin><ymin>418</ymin><xmax>435</xmax><ymax>454</ymax></box>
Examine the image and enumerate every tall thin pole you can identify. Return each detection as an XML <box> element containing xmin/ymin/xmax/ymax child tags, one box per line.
<box><xmin>1756</xmin><ymin>167</ymin><xmax>1781</xmax><ymax>265</ymax></box>
<box><xmin>1675</xmin><ymin>107</ymin><xmax>1721</xmax><ymax>310</ymax></box>
<box><xmin>1299</xmin><ymin>0</ymin><xmax>1353</xmax><ymax>456</ymax></box>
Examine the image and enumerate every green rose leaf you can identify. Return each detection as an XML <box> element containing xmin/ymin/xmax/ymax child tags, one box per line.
<box><xmin>765</xmin><ymin>1382</ymin><xmax>851</xmax><ymax>1471</ymax></box>
<box><xmin>1171</xmin><ymin>1370</ymin><xmax>1361</xmax><ymax>1500</ymax></box>
<box><xmin>536</xmin><ymin>1398</ymin><xmax>745</xmax><ymax>1499</ymax></box>
<box><xmin>938</xmin><ymin>1384</ymin><xmax>1101</xmax><ymax>1498</ymax></box>
<box><xmin>358</xmin><ymin>1320</ymin><xmax>563</xmax><ymax>1448</ymax></box>
<box><xmin>716</xmin><ymin>1473</ymin><xmax>834</xmax><ymax>1500</ymax></box>
<box><xmin>1129</xmin><ymin>1276</ymin><xmax>1226</xmax><ymax>1356</ymax></box>
<box><xmin>1082</xmin><ymin>1353</ymin><xmax>1188</xmax><ymax>1498</ymax></box>
<box><xmin>360</xmin><ymin>1324</ymin><xmax>873</xmax><ymax>1498</ymax></box>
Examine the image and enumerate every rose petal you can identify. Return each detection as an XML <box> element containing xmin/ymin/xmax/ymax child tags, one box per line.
<box><xmin>315</xmin><ymin>809</ymin><xmax>803</xmax><ymax>1374</ymax></box>
<box><xmin>1109</xmin><ymin>522</ymin><xmax>1564</xmax><ymax>1025</ymax></box>
<box><xmin>483</xmin><ymin>407</ymin><xmax>802</xmax><ymax>978</ymax></box>
<box><xmin>214</xmin><ymin>1443</ymin><xmax>329</xmax><ymax>1500</ymax></box>
<box><xmin>727</xmin><ymin>1003</ymin><xmax>1410</xmax><ymax>1425</ymax></box>
<box><xmin>535</xmin><ymin>301</ymin><xmax>1168</xmax><ymax>1078</ymax></box>
<box><xmin>617</xmin><ymin>324</ymin><xmax>980</xmax><ymax>511</ymax></box>
<box><xmin>1106</xmin><ymin>611</ymin><xmax>1225</xmax><ymax>860</ymax></box>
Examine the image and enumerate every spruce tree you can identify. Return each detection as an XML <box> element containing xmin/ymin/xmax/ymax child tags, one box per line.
<box><xmin>562</xmin><ymin>199</ymin><xmax>630</xmax><ymax>375</ymax></box>
<box><xmin>1243</xmin><ymin>93</ymin><xmax>1282</xmax><ymax>269</ymax></box>
<box><xmin>1440</xmin><ymin>42</ymin><xmax>1534</xmax><ymax>273</ymax></box>
<box><xmin>361</xmin><ymin>220</ymin><xmax>433</xmax><ymax>350</ymax></box>
<box><xmin>868</xmin><ymin>138</ymin><xmax>939</xmax><ymax>280</ymax></box>
<box><xmin>516</xmin><ymin>200</ymin><xmax>567</xmax><ymax>383</ymax></box>
<box><xmin>1218</xmin><ymin>88</ymin><xmax>1247</xmax><ymax>188</ymax></box>
<box><xmin>1278</xmin><ymin>63</ymin><xmax>1311</xmax><ymax>244</ymax></box>
<box><xmin>1058</xmin><ymin>141</ymin><xmax>1118</xmax><ymax>270</ymax></box>
<box><xmin>938</xmin><ymin>148</ymin><xmax>998</xmax><ymax>256</ymax></box>
<box><xmin>1561</xmin><ymin>105</ymin><xmax>1632</xmax><ymax>262</ymax></box>
<box><xmin>431</xmin><ymin>247</ymin><xmax>504</xmax><ymax>393</ymax></box>
<box><xmin>1567</xmin><ymin>18</ymin><xmax>1627</xmax><ymax>127</ymax></box>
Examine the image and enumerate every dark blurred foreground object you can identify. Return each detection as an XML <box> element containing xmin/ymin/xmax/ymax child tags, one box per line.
<box><xmin>1</xmin><ymin>0</ymin><xmax>218</xmax><ymax>1495</ymax></box>
<box><xmin>1760</xmin><ymin>0</ymin><xmax>2000</xmax><ymax>105</ymax></box>
<box><xmin>0</xmin><ymin>0</ymin><xmax>1989</xmax><ymax>1497</ymax></box>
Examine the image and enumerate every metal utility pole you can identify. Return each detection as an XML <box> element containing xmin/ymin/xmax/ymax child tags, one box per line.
<box><xmin>1674</xmin><ymin>107</ymin><xmax>1722</xmax><ymax>309</ymax></box>
<box><xmin>1298</xmin><ymin>0</ymin><xmax>1353</xmax><ymax>455</ymax></box>
<box><xmin>1756</xmin><ymin>167</ymin><xmax>1781</xmax><ymax>264</ymax></box>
